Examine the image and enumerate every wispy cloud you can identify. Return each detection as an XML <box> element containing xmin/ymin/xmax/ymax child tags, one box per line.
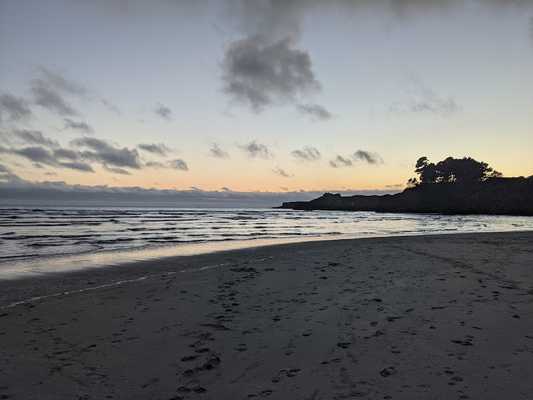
<box><xmin>352</xmin><ymin>150</ymin><xmax>383</xmax><ymax>165</ymax></box>
<box><xmin>291</xmin><ymin>146</ymin><xmax>321</xmax><ymax>162</ymax></box>
<box><xmin>138</xmin><ymin>143</ymin><xmax>171</xmax><ymax>156</ymax></box>
<box><xmin>169</xmin><ymin>159</ymin><xmax>188</xmax><ymax>171</ymax></box>
<box><xmin>329</xmin><ymin>155</ymin><xmax>353</xmax><ymax>168</ymax></box>
<box><xmin>239</xmin><ymin>140</ymin><xmax>273</xmax><ymax>159</ymax></box>
<box><xmin>209</xmin><ymin>143</ymin><xmax>230</xmax><ymax>159</ymax></box>
<box><xmin>31</xmin><ymin>81</ymin><xmax>78</xmax><ymax>116</ymax></box>
<box><xmin>154</xmin><ymin>103</ymin><xmax>173</xmax><ymax>120</ymax></box>
<box><xmin>330</xmin><ymin>150</ymin><xmax>384</xmax><ymax>168</ymax></box>
<box><xmin>272</xmin><ymin>167</ymin><xmax>292</xmax><ymax>178</ymax></box>
<box><xmin>30</xmin><ymin>67</ymin><xmax>88</xmax><ymax>117</ymax></box>
<box><xmin>0</xmin><ymin>93</ymin><xmax>32</xmax><ymax>123</ymax></box>
<box><xmin>64</xmin><ymin>118</ymin><xmax>94</xmax><ymax>134</ymax></box>
<box><xmin>296</xmin><ymin>103</ymin><xmax>331</xmax><ymax>121</ymax></box>
<box><xmin>390</xmin><ymin>78</ymin><xmax>461</xmax><ymax>117</ymax></box>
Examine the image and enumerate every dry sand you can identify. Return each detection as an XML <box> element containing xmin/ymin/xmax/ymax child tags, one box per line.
<box><xmin>1</xmin><ymin>232</ymin><xmax>533</xmax><ymax>400</ymax></box>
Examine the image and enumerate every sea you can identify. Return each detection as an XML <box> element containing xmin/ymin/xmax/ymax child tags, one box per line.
<box><xmin>1</xmin><ymin>205</ymin><xmax>533</xmax><ymax>278</ymax></box>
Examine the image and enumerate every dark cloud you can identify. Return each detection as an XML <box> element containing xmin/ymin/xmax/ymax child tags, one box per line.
<box><xmin>0</xmin><ymin>145</ymin><xmax>94</xmax><ymax>172</ymax></box>
<box><xmin>0</xmin><ymin>93</ymin><xmax>32</xmax><ymax>123</ymax></box>
<box><xmin>154</xmin><ymin>103</ymin><xmax>173</xmax><ymax>120</ymax></box>
<box><xmin>13</xmin><ymin>129</ymin><xmax>58</xmax><ymax>148</ymax></box>
<box><xmin>222</xmin><ymin>35</ymin><xmax>320</xmax><ymax>111</ymax></box>
<box><xmin>272</xmin><ymin>167</ymin><xmax>292</xmax><ymax>178</ymax></box>
<box><xmin>329</xmin><ymin>155</ymin><xmax>353</xmax><ymax>168</ymax></box>
<box><xmin>53</xmin><ymin>148</ymin><xmax>81</xmax><ymax>161</ymax></box>
<box><xmin>291</xmin><ymin>146</ymin><xmax>321</xmax><ymax>162</ymax></box>
<box><xmin>353</xmin><ymin>150</ymin><xmax>383</xmax><ymax>165</ymax></box>
<box><xmin>138</xmin><ymin>143</ymin><xmax>171</xmax><ymax>156</ymax></box>
<box><xmin>296</xmin><ymin>103</ymin><xmax>331</xmax><ymax>120</ymax></box>
<box><xmin>239</xmin><ymin>140</ymin><xmax>273</xmax><ymax>159</ymax></box>
<box><xmin>72</xmin><ymin>137</ymin><xmax>142</xmax><ymax>169</ymax></box>
<box><xmin>209</xmin><ymin>143</ymin><xmax>230</xmax><ymax>159</ymax></box>
<box><xmin>169</xmin><ymin>159</ymin><xmax>189</xmax><ymax>171</ymax></box>
<box><xmin>64</xmin><ymin>118</ymin><xmax>94</xmax><ymax>134</ymax></box>
<box><xmin>60</xmin><ymin>162</ymin><xmax>95</xmax><ymax>172</ymax></box>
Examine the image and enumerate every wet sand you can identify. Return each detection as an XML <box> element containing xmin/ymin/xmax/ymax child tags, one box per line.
<box><xmin>1</xmin><ymin>232</ymin><xmax>533</xmax><ymax>399</ymax></box>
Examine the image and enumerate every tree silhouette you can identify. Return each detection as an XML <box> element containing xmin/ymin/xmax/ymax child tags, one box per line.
<box><xmin>409</xmin><ymin>156</ymin><xmax>502</xmax><ymax>186</ymax></box>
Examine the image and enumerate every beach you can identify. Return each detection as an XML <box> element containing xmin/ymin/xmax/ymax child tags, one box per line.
<box><xmin>1</xmin><ymin>231</ymin><xmax>533</xmax><ymax>399</ymax></box>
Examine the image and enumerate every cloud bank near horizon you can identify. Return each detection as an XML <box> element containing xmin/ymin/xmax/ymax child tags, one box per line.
<box><xmin>0</xmin><ymin>165</ymin><xmax>399</xmax><ymax>207</ymax></box>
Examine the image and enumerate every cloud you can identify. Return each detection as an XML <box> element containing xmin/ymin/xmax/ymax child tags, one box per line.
<box><xmin>291</xmin><ymin>146</ymin><xmax>321</xmax><ymax>162</ymax></box>
<box><xmin>0</xmin><ymin>145</ymin><xmax>94</xmax><ymax>172</ymax></box>
<box><xmin>329</xmin><ymin>155</ymin><xmax>353</xmax><ymax>168</ymax></box>
<box><xmin>103</xmin><ymin>165</ymin><xmax>131</xmax><ymax>175</ymax></box>
<box><xmin>353</xmin><ymin>150</ymin><xmax>383</xmax><ymax>165</ymax></box>
<box><xmin>154</xmin><ymin>103</ymin><xmax>173</xmax><ymax>120</ymax></box>
<box><xmin>390</xmin><ymin>78</ymin><xmax>461</xmax><ymax>117</ymax></box>
<box><xmin>239</xmin><ymin>140</ymin><xmax>273</xmax><ymax>159</ymax></box>
<box><xmin>37</xmin><ymin>67</ymin><xmax>88</xmax><ymax>97</ymax></box>
<box><xmin>169</xmin><ymin>159</ymin><xmax>189</xmax><ymax>171</ymax></box>
<box><xmin>296</xmin><ymin>103</ymin><xmax>331</xmax><ymax>120</ymax></box>
<box><xmin>13</xmin><ymin>129</ymin><xmax>59</xmax><ymax>148</ymax></box>
<box><xmin>31</xmin><ymin>80</ymin><xmax>78</xmax><ymax>116</ymax></box>
<box><xmin>29</xmin><ymin>67</ymin><xmax>89</xmax><ymax>117</ymax></box>
<box><xmin>0</xmin><ymin>163</ymin><xmax>19</xmax><ymax>183</ymax></box>
<box><xmin>59</xmin><ymin>161</ymin><xmax>95</xmax><ymax>172</ymax></box>
<box><xmin>0</xmin><ymin>173</ymin><xmax>398</xmax><ymax>208</ymax></box>
<box><xmin>52</xmin><ymin>148</ymin><xmax>81</xmax><ymax>161</ymax></box>
<box><xmin>222</xmin><ymin>35</ymin><xmax>320</xmax><ymax>111</ymax></box>
<box><xmin>138</xmin><ymin>143</ymin><xmax>171</xmax><ymax>156</ymax></box>
<box><xmin>63</xmin><ymin>118</ymin><xmax>94</xmax><ymax>134</ymax></box>
<box><xmin>209</xmin><ymin>143</ymin><xmax>230</xmax><ymax>159</ymax></box>
<box><xmin>101</xmin><ymin>98</ymin><xmax>121</xmax><ymax>114</ymax></box>
<box><xmin>71</xmin><ymin>137</ymin><xmax>142</xmax><ymax>169</ymax></box>
<box><xmin>145</xmin><ymin>161</ymin><xmax>166</xmax><ymax>168</ymax></box>
<box><xmin>330</xmin><ymin>150</ymin><xmax>384</xmax><ymax>167</ymax></box>
<box><xmin>272</xmin><ymin>167</ymin><xmax>292</xmax><ymax>178</ymax></box>
<box><xmin>0</xmin><ymin>93</ymin><xmax>32</xmax><ymax>123</ymax></box>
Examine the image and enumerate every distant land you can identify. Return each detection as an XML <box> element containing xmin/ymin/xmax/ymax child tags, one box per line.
<box><xmin>279</xmin><ymin>157</ymin><xmax>533</xmax><ymax>216</ymax></box>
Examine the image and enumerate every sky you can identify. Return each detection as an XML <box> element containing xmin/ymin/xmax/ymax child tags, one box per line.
<box><xmin>1</xmin><ymin>0</ymin><xmax>532</xmax><ymax>204</ymax></box>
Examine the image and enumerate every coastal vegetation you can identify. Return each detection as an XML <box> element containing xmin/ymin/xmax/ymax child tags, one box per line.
<box><xmin>280</xmin><ymin>156</ymin><xmax>533</xmax><ymax>216</ymax></box>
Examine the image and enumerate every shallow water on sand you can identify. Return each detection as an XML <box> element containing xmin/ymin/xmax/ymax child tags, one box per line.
<box><xmin>1</xmin><ymin>206</ymin><xmax>533</xmax><ymax>277</ymax></box>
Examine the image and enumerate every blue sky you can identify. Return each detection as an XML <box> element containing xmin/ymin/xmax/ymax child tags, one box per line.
<box><xmin>1</xmin><ymin>0</ymin><xmax>532</xmax><ymax>197</ymax></box>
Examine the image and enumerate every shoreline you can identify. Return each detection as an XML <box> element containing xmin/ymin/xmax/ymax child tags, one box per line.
<box><xmin>1</xmin><ymin>230</ymin><xmax>532</xmax><ymax>308</ymax></box>
<box><xmin>2</xmin><ymin>227</ymin><xmax>533</xmax><ymax>281</ymax></box>
<box><xmin>1</xmin><ymin>231</ymin><xmax>533</xmax><ymax>399</ymax></box>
